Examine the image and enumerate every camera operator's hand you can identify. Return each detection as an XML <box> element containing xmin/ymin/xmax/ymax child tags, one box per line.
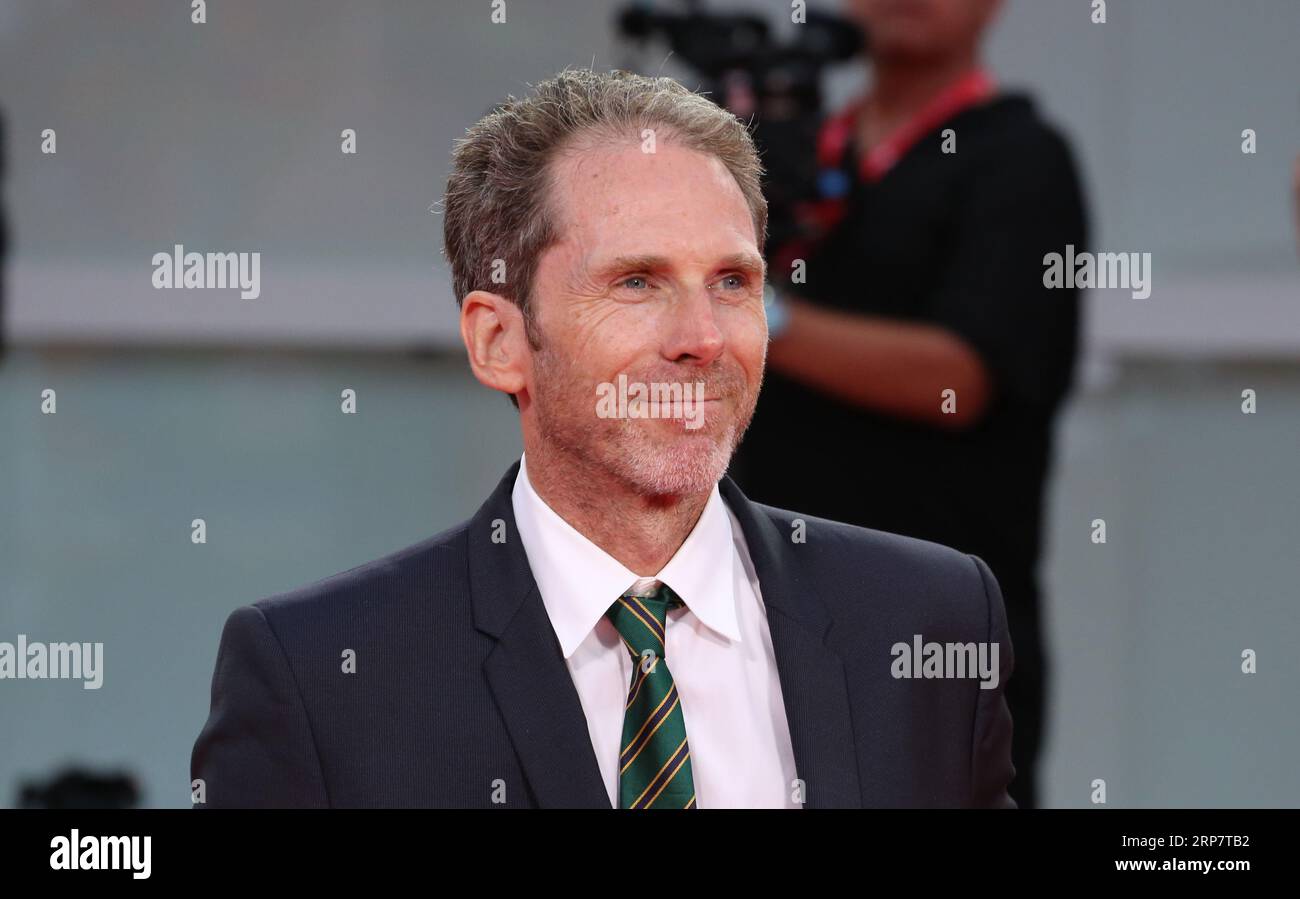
<box><xmin>762</xmin><ymin>284</ymin><xmax>793</xmax><ymax>340</ymax></box>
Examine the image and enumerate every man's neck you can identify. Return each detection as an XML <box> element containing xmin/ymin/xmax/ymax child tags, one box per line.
<box><xmin>861</xmin><ymin>50</ymin><xmax>981</xmax><ymax>137</ymax></box>
<box><xmin>522</xmin><ymin>444</ymin><xmax>712</xmax><ymax>577</ymax></box>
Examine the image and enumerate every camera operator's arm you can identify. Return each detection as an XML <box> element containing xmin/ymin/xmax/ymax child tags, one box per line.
<box><xmin>766</xmin><ymin>301</ymin><xmax>992</xmax><ymax>430</ymax></box>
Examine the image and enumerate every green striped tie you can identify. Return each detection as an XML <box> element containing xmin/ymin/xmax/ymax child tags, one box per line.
<box><xmin>606</xmin><ymin>583</ymin><xmax>697</xmax><ymax>809</ymax></box>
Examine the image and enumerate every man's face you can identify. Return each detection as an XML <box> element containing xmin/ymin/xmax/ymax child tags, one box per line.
<box><xmin>846</xmin><ymin>0</ymin><xmax>1000</xmax><ymax>62</ymax></box>
<box><xmin>521</xmin><ymin>137</ymin><xmax>768</xmax><ymax>498</ymax></box>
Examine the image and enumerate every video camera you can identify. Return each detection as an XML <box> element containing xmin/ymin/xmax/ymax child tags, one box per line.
<box><xmin>616</xmin><ymin>1</ymin><xmax>864</xmax><ymax>257</ymax></box>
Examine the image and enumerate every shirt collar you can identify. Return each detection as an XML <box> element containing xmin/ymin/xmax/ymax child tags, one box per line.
<box><xmin>511</xmin><ymin>452</ymin><xmax>742</xmax><ymax>658</ymax></box>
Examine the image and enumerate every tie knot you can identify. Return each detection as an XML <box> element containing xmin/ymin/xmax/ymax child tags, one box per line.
<box><xmin>606</xmin><ymin>583</ymin><xmax>682</xmax><ymax>659</ymax></box>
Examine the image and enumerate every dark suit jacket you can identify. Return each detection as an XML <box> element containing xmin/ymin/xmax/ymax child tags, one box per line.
<box><xmin>191</xmin><ymin>459</ymin><xmax>1017</xmax><ymax>808</ymax></box>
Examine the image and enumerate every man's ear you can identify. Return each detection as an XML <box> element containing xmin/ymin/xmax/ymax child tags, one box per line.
<box><xmin>460</xmin><ymin>290</ymin><xmax>529</xmax><ymax>400</ymax></box>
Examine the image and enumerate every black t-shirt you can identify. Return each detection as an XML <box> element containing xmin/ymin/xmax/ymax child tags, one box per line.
<box><xmin>731</xmin><ymin>93</ymin><xmax>1089</xmax><ymax>611</ymax></box>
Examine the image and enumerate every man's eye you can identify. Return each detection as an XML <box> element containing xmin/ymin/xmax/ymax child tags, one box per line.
<box><xmin>620</xmin><ymin>276</ymin><xmax>650</xmax><ymax>290</ymax></box>
<box><xmin>720</xmin><ymin>274</ymin><xmax>746</xmax><ymax>289</ymax></box>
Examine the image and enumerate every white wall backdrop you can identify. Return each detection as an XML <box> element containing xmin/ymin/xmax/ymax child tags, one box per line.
<box><xmin>1</xmin><ymin>0</ymin><xmax>1296</xmax><ymax>352</ymax></box>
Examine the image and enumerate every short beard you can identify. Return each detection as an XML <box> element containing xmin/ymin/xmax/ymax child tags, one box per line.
<box><xmin>607</xmin><ymin>414</ymin><xmax>743</xmax><ymax>497</ymax></box>
<box><xmin>531</xmin><ymin>339</ymin><xmax>757</xmax><ymax>500</ymax></box>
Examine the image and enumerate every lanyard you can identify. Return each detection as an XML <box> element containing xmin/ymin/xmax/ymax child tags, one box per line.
<box><xmin>774</xmin><ymin>69</ymin><xmax>996</xmax><ymax>277</ymax></box>
<box><xmin>821</xmin><ymin>68</ymin><xmax>996</xmax><ymax>183</ymax></box>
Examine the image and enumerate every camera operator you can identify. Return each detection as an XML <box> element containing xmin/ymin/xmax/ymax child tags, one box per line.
<box><xmin>731</xmin><ymin>0</ymin><xmax>1089</xmax><ymax>809</ymax></box>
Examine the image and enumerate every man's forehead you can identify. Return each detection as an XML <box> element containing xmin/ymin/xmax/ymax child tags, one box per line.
<box><xmin>546</xmin><ymin>144</ymin><xmax>759</xmax><ymax>274</ymax></box>
<box><xmin>580</xmin><ymin>249</ymin><xmax>767</xmax><ymax>281</ymax></box>
<box><xmin>551</xmin><ymin>140</ymin><xmax>748</xmax><ymax>221</ymax></box>
<box><xmin>558</xmin><ymin>228</ymin><xmax>765</xmax><ymax>282</ymax></box>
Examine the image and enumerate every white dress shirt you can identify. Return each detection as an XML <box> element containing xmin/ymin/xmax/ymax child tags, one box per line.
<box><xmin>510</xmin><ymin>452</ymin><xmax>800</xmax><ymax>809</ymax></box>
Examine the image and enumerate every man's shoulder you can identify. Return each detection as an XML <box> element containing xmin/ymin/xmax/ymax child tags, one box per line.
<box><xmin>960</xmin><ymin>93</ymin><xmax>1083</xmax><ymax>182</ymax></box>
<box><xmin>744</xmin><ymin>499</ymin><xmax>998</xmax><ymax>635</ymax></box>
<box><xmin>749</xmin><ymin>498</ymin><xmax>976</xmax><ymax>574</ymax></box>
<box><xmin>249</xmin><ymin>518</ymin><xmax>473</xmax><ymax>629</ymax></box>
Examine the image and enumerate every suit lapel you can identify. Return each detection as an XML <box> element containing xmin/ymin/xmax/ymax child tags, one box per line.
<box><xmin>719</xmin><ymin>475</ymin><xmax>864</xmax><ymax>808</ymax></box>
<box><xmin>470</xmin><ymin>460</ymin><xmax>612</xmax><ymax>808</ymax></box>
<box><xmin>467</xmin><ymin>461</ymin><xmax>862</xmax><ymax>809</ymax></box>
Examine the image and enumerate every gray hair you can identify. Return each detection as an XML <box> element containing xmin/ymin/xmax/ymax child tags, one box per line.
<box><xmin>439</xmin><ymin>66</ymin><xmax>768</xmax><ymax>364</ymax></box>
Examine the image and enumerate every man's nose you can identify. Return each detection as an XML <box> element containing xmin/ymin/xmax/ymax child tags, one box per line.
<box><xmin>661</xmin><ymin>285</ymin><xmax>725</xmax><ymax>366</ymax></box>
